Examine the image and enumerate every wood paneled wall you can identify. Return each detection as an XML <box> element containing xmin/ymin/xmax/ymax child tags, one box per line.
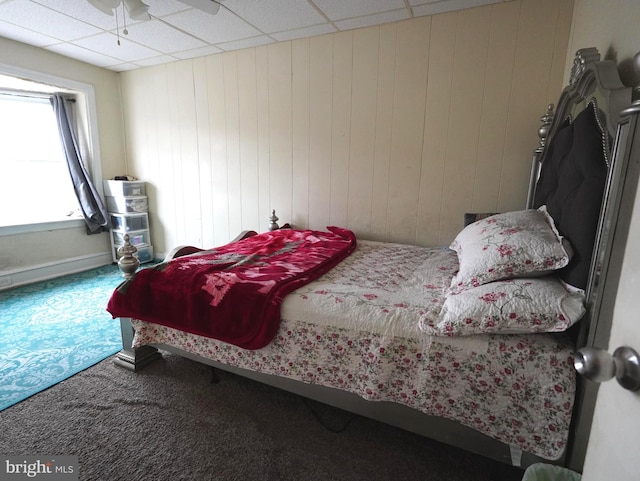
<box><xmin>120</xmin><ymin>0</ymin><xmax>573</xmax><ymax>255</ymax></box>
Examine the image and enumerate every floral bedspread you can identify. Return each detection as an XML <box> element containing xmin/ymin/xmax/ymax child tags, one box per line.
<box><xmin>131</xmin><ymin>240</ymin><xmax>575</xmax><ymax>460</ymax></box>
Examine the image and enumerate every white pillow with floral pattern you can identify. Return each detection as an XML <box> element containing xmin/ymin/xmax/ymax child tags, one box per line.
<box><xmin>449</xmin><ymin>207</ymin><xmax>571</xmax><ymax>293</ymax></box>
<box><xmin>421</xmin><ymin>276</ymin><xmax>585</xmax><ymax>336</ymax></box>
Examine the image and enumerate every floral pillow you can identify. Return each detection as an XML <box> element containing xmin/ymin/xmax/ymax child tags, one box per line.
<box><xmin>449</xmin><ymin>207</ymin><xmax>572</xmax><ymax>293</ymax></box>
<box><xmin>420</xmin><ymin>276</ymin><xmax>585</xmax><ymax>336</ymax></box>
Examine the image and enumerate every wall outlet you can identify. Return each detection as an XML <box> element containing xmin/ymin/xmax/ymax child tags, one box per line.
<box><xmin>0</xmin><ymin>276</ymin><xmax>12</xmax><ymax>288</ymax></box>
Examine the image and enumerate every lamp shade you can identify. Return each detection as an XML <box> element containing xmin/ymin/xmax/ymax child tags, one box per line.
<box><xmin>87</xmin><ymin>0</ymin><xmax>120</xmax><ymax>16</ymax></box>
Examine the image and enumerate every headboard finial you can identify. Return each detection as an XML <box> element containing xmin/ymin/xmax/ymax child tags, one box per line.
<box><xmin>570</xmin><ymin>47</ymin><xmax>601</xmax><ymax>86</ymax></box>
<box><xmin>535</xmin><ymin>103</ymin><xmax>555</xmax><ymax>154</ymax></box>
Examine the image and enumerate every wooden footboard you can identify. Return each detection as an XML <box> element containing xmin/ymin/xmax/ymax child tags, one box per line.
<box><xmin>113</xmin><ymin>230</ymin><xmax>258</xmax><ymax>371</ymax></box>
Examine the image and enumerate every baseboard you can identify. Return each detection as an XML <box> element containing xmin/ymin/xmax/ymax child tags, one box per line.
<box><xmin>0</xmin><ymin>252</ymin><xmax>113</xmax><ymax>291</ymax></box>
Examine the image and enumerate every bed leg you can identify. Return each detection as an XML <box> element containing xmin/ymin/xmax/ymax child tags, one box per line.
<box><xmin>114</xmin><ymin>317</ymin><xmax>162</xmax><ymax>371</ymax></box>
<box><xmin>509</xmin><ymin>445</ymin><xmax>523</xmax><ymax>467</ymax></box>
<box><xmin>210</xmin><ymin>367</ymin><xmax>220</xmax><ymax>384</ymax></box>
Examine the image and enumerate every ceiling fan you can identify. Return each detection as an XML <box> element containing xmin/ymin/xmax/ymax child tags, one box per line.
<box><xmin>87</xmin><ymin>0</ymin><xmax>222</xmax><ymax>20</ymax></box>
<box><xmin>87</xmin><ymin>0</ymin><xmax>151</xmax><ymax>20</ymax></box>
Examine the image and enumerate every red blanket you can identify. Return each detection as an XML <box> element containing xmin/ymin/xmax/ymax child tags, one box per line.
<box><xmin>107</xmin><ymin>227</ymin><xmax>356</xmax><ymax>349</ymax></box>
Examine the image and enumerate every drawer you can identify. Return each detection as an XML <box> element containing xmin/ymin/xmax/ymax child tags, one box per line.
<box><xmin>106</xmin><ymin>195</ymin><xmax>148</xmax><ymax>213</ymax></box>
<box><xmin>103</xmin><ymin>180</ymin><xmax>146</xmax><ymax>197</ymax></box>
<box><xmin>110</xmin><ymin>213</ymin><xmax>149</xmax><ymax>231</ymax></box>
<box><xmin>112</xmin><ymin>229</ymin><xmax>150</xmax><ymax>246</ymax></box>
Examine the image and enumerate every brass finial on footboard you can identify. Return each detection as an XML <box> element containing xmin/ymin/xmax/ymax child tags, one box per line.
<box><xmin>117</xmin><ymin>234</ymin><xmax>139</xmax><ymax>278</ymax></box>
<box><xmin>268</xmin><ymin>210</ymin><xmax>280</xmax><ymax>231</ymax></box>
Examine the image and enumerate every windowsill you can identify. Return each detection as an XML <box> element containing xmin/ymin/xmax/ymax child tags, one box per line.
<box><xmin>0</xmin><ymin>217</ymin><xmax>85</xmax><ymax>236</ymax></box>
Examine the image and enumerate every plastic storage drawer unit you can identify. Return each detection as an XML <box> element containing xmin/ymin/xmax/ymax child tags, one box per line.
<box><xmin>103</xmin><ymin>180</ymin><xmax>146</xmax><ymax>197</ymax></box>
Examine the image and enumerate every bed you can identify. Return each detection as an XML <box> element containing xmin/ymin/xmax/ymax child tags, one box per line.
<box><xmin>107</xmin><ymin>48</ymin><xmax>634</xmax><ymax>471</ymax></box>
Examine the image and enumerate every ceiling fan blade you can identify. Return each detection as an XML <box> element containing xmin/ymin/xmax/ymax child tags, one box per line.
<box><xmin>87</xmin><ymin>0</ymin><xmax>121</xmax><ymax>16</ymax></box>
<box><xmin>175</xmin><ymin>0</ymin><xmax>220</xmax><ymax>16</ymax></box>
<box><xmin>123</xmin><ymin>0</ymin><xmax>151</xmax><ymax>21</ymax></box>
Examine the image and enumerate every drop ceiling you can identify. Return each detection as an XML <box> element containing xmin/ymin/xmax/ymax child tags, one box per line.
<box><xmin>0</xmin><ymin>0</ymin><xmax>510</xmax><ymax>72</ymax></box>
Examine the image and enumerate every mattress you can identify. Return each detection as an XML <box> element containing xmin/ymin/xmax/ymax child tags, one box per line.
<box><xmin>131</xmin><ymin>240</ymin><xmax>575</xmax><ymax>459</ymax></box>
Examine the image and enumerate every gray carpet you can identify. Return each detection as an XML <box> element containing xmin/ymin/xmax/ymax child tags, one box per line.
<box><xmin>0</xmin><ymin>351</ymin><xmax>523</xmax><ymax>481</ymax></box>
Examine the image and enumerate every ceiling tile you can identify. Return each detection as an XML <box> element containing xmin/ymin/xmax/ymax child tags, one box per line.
<box><xmin>0</xmin><ymin>18</ymin><xmax>59</xmax><ymax>47</ymax></box>
<box><xmin>0</xmin><ymin>0</ymin><xmax>102</xmax><ymax>41</ymax></box>
<box><xmin>335</xmin><ymin>10</ymin><xmax>410</xmax><ymax>31</ymax></box>
<box><xmin>224</xmin><ymin>0</ymin><xmax>325</xmax><ymax>33</ymax></box>
<box><xmin>172</xmin><ymin>44</ymin><xmax>224</xmax><ymax>59</ymax></box>
<box><xmin>31</xmin><ymin>0</ymin><xmax>120</xmax><ymax>29</ymax></box>
<box><xmin>44</xmin><ymin>42</ymin><xmax>122</xmax><ymax>67</ymax></box>
<box><xmin>412</xmin><ymin>0</ymin><xmax>503</xmax><ymax>15</ymax></box>
<box><xmin>33</xmin><ymin>0</ymin><xmax>191</xmax><ymax>27</ymax></box>
<box><xmin>132</xmin><ymin>54</ymin><xmax>179</xmax><ymax>67</ymax></box>
<box><xmin>312</xmin><ymin>0</ymin><xmax>406</xmax><ymax>21</ymax></box>
<box><xmin>0</xmin><ymin>0</ymin><xmax>508</xmax><ymax>71</ymax></box>
<box><xmin>271</xmin><ymin>23</ymin><xmax>336</xmax><ymax>42</ymax></box>
<box><xmin>72</xmin><ymin>32</ymin><xmax>161</xmax><ymax>62</ymax></box>
<box><xmin>124</xmin><ymin>18</ymin><xmax>207</xmax><ymax>53</ymax></box>
<box><xmin>216</xmin><ymin>35</ymin><xmax>274</xmax><ymax>52</ymax></box>
<box><xmin>162</xmin><ymin>7</ymin><xmax>261</xmax><ymax>44</ymax></box>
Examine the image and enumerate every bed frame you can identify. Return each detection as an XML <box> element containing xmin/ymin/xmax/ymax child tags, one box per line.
<box><xmin>112</xmin><ymin>48</ymin><xmax>637</xmax><ymax>472</ymax></box>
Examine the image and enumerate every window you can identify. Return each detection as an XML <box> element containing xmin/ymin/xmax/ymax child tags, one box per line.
<box><xmin>0</xmin><ymin>68</ymin><xmax>103</xmax><ymax>236</ymax></box>
<box><xmin>0</xmin><ymin>92</ymin><xmax>79</xmax><ymax>226</ymax></box>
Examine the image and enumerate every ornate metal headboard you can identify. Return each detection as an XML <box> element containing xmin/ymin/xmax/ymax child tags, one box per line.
<box><xmin>527</xmin><ymin>48</ymin><xmax>630</xmax><ymax>208</ymax></box>
<box><xmin>529</xmin><ymin>48</ymin><xmax>637</xmax><ymax>471</ymax></box>
<box><xmin>525</xmin><ymin>49</ymin><xmax>630</xmax><ymax>330</ymax></box>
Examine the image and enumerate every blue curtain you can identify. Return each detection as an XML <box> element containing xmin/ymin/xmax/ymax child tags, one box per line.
<box><xmin>50</xmin><ymin>94</ymin><xmax>110</xmax><ymax>234</ymax></box>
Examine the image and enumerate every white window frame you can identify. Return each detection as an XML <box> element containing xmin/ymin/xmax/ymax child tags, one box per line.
<box><xmin>0</xmin><ymin>63</ymin><xmax>104</xmax><ymax>237</ymax></box>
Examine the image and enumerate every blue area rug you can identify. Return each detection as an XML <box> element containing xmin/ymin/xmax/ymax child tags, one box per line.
<box><xmin>0</xmin><ymin>264</ymin><xmax>126</xmax><ymax>411</ymax></box>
